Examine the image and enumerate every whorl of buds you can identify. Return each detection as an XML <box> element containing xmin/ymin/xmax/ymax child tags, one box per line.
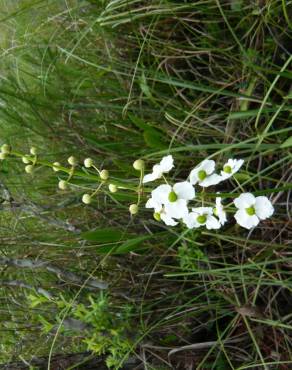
<box><xmin>108</xmin><ymin>184</ymin><xmax>117</xmax><ymax>193</ymax></box>
<box><xmin>58</xmin><ymin>180</ymin><xmax>68</xmax><ymax>190</ymax></box>
<box><xmin>25</xmin><ymin>165</ymin><xmax>34</xmax><ymax>174</ymax></box>
<box><xmin>100</xmin><ymin>169</ymin><xmax>109</xmax><ymax>181</ymax></box>
<box><xmin>68</xmin><ymin>156</ymin><xmax>78</xmax><ymax>166</ymax></box>
<box><xmin>82</xmin><ymin>194</ymin><xmax>92</xmax><ymax>204</ymax></box>
<box><xmin>84</xmin><ymin>158</ymin><xmax>93</xmax><ymax>168</ymax></box>
<box><xmin>133</xmin><ymin>159</ymin><xmax>145</xmax><ymax>171</ymax></box>
<box><xmin>129</xmin><ymin>204</ymin><xmax>139</xmax><ymax>215</ymax></box>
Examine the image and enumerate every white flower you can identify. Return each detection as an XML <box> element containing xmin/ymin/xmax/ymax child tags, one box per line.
<box><xmin>146</xmin><ymin>181</ymin><xmax>195</xmax><ymax>224</ymax></box>
<box><xmin>234</xmin><ymin>193</ymin><xmax>274</xmax><ymax>229</ymax></box>
<box><xmin>189</xmin><ymin>160</ymin><xmax>222</xmax><ymax>187</ymax></box>
<box><xmin>221</xmin><ymin>159</ymin><xmax>244</xmax><ymax>180</ymax></box>
<box><xmin>184</xmin><ymin>207</ymin><xmax>221</xmax><ymax>230</ymax></box>
<box><xmin>143</xmin><ymin>155</ymin><xmax>174</xmax><ymax>183</ymax></box>
<box><xmin>214</xmin><ymin>196</ymin><xmax>227</xmax><ymax>225</ymax></box>
<box><xmin>145</xmin><ymin>198</ymin><xmax>178</xmax><ymax>226</ymax></box>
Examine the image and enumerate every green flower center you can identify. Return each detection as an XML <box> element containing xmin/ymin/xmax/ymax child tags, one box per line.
<box><xmin>213</xmin><ymin>207</ymin><xmax>218</xmax><ymax>216</ymax></box>
<box><xmin>197</xmin><ymin>215</ymin><xmax>207</xmax><ymax>224</ymax></box>
<box><xmin>154</xmin><ymin>212</ymin><xmax>161</xmax><ymax>221</ymax></box>
<box><xmin>168</xmin><ymin>191</ymin><xmax>178</xmax><ymax>202</ymax></box>
<box><xmin>223</xmin><ymin>165</ymin><xmax>232</xmax><ymax>174</ymax></box>
<box><xmin>246</xmin><ymin>206</ymin><xmax>256</xmax><ymax>216</ymax></box>
<box><xmin>198</xmin><ymin>170</ymin><xmax>207</xmax><ymax>181</ymax></box>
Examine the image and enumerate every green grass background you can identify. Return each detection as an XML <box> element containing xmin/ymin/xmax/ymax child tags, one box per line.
<box><xmin>0</xmin><ymin>0</ymin><xmax>291</xmax><ymax>368</ymax></box>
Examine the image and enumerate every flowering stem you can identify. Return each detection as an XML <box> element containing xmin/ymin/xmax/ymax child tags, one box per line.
<box><xmin>10</xmin><ymin>151</ymin><xmax>138</xmax><ymax>191</ymax></box>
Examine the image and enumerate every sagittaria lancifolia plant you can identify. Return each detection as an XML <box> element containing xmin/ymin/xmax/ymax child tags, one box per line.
<box><xmin>0</xmin><ymin>143</ymin><xmax>274</xmax><ymax>231</ymax></box>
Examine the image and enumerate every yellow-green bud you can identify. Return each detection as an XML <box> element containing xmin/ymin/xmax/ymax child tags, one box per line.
<box><xmin>82</xmin><ymin>194</ymin><xmax>92</xmax><ymax>204</ymax></box>
<box><xmin>246</xmin><ymin>206</ymin><xmax>256</xmax><ymax>216</ymax></box>
<box><xmin>223</xmin><ymin>165</ymin><xmax>232</xmax><ymax>174</ymax></box>
<box><xmin>84</xmin><ymin>158</ymin><xmax>93</xmax><ymax>168</ymax></box>
<box><xmin>58</xmin><ymin>180</ymin><xmax>68</xmax><ymax>190</ymax></box>
<box><xmin>1</xmin><ymin>144</ymin><xmax>11</xmax><ymax>154</ymax></box>
<box><xmin>68</xmin><ymin>156</ymin><xmax>78</xmax><ymax>166</ymax></box>
<box><xmin>198</xmin><ymin>170</ymin><xmax>207</xmax><ymax>181</ymax></box>
<box><xmin>129</xmin><ymin>204</ymin><xmax>139</xmax><ymax>215</ymax></box>
<box><xmin>30</xmin><ymin>147</ymin><xmax>37</xmax><ymax>155</ymax></box>
<box><xmin>168</xmin><ymin>191</ymin><xmax>178</xmax><ymax>202</ymax></box>
<box><xmin>133</xmin><ymin>159</ymin><xmax>145</xmax><ymax>171</ymax></box>
<box><xmin>100</xmin><ymin>169</ymin><xmax>109</xmax><ymax>181</ymax></box>
<box><xmin>0</xmin><ymin>153</ymin><xmax>7</xmax><ymax>160</ymax></box>
<box><xmin>52</xmin><ymin>162</ymin><xmax>61</xmax><ymax>172</ymax></box>
<box><xmin>197</xmin><ymin>215</ymin><xmax>207</xmax><ymax>224</ymax></box>
<box><xmin>25</xmin><ymin>165</ymin><xmax>34</xmax><ymax>174</ymax></box>
<box><xmin>108</xmin><ymin>184</ymin><xmax>117</xmax><ymax>193</ymax></box>
<box><xmin>22</xmin><ymin>156</ymin><xmax>31</xmax><ymax>164</ymax></box>
<box><xmin>153</xmin><ymin>212</ymin><xmax>161</xmax><ymax>221</ymax></box>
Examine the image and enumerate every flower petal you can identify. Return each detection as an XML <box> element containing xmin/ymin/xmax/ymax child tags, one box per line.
<box><xmin>159</xmin><ymin>155</ymin><xmax>174</xmax><ymax>172</ymax></box>
<box><xmin>215</xmin><ymin>197</ymin><xmax>227</xmax><ymax>225</ymax></box>
<box><xmin>145</xmin><ymin>198</ymin><xmax>161</xmax><ymax>212</ymax></box>
<box><xmin>161</xmin><ymin>213</ymin><xmax>178</xmax><ymax>226</ymax></box>
<box><xmin>152</xmin><ymin>164</ymin><xmax>163</xmax><ymax>175</ymax></box>
<box><xmin>234</xmin><ymin>193</ymin><xmax>255</xmax><ymax>209</ymax></box>
<box><xmin>201</xmin><ymin>159</ymin><xmax>216</xmax><ymax>175</ymax></box>
<box><xmin>218</xmin><ymin>211</ymin><xmax>227</xmax><ymax>225</ymax></box>
<box><xmin>215</xmin><ymin>196</ymin><xmax>222</xmax><ymax>208</ymax></box>
<box><xmin>183</xmin><ymin>212</ymin><xmax>200</xmax><ymax>229</ymax></box>
<box><xmin>232</xmin><ymin>159</ymin><xmax>244</xmax><ymax>173</ymax></box>
<box><xmin>143</xmin><ymin>172</ymin><xmax>160</xmax><ymax>183</ymax></box>
<box><xmin>191</xmin><ymin>207</ymin><xmax>213</xmax><ymax>215</ymax></box>
<box><xmin>165</xmin><ymin>199</ymin><xmax>188</xmax><ymax>218</ymax></box>
<box><xmin>189</xmin><ymin>167</ymin><xmax>199</xmax><ymax>185</ymax></box>
<box><xmin>234</xmin><ymin>209</ymin><xmax>259</xmax><ymax>229</ymax></box>
<box><xmin>220</xmin><ymin>171</ymin><xmax>232</xmax><ymax>180</ymax></box>
<box><xmin>151</xmin><ymin>184</ymin><xmax>171</xmax><ymax>204</ymax></box>
<box><xmin>143</xmin><ymin>163</ymin><xmax>164</xmax><ymax>184</ymax></box>
<box><xmin>200</xmin><ymin>174</ymin><xmax>223</xmax><ymax>187</ymax></box>
<box><xmin>206</xmin><ymin>215</ymin><xmax>221</xmax><ymax>230</ymax></box>
<box><xmin>173</xmin><ymin>181</ymin><xmax>195</xmax><ymax>200</ymax></box>
<box><xmin>254</xmin><ymin>196</ymin><xmax>274</xmax><ymax>220</ymax></box>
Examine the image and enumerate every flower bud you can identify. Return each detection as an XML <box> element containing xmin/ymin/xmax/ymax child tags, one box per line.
<box><xmin>67</xmin><ymin>156</ymin><xmax>78</xmax><ymax>166</ymax></box>
<box><xmin>58</xmin><ymin>180</ymin><xmax>68</xmax><ymax>190</ymax></box>
<box><xmin>1</xmin><ymin>144</ymin><xmax>11</xmax><ymax>154</ymax></box>
<box><xmin>153</xmin><ymin>212</ymin><xmax>161</xmax><ymax>222</ymax></box>
<box><xmin>30</xmin><ymin>147</ymin><xmax>37</xmax><ymax>155</ymax></box>
<box><xmin>84</xmin><ymin>158</ymin><xmax>93</xmax><ymax>168</ymax></box>
<box><xmin>0</xmin><ymin>153</ymin><xmax>7</xmax><ymax>160</ymax></box>
<box><xmin>53</xmin><ymin>162</ymin><xmax>61</xmax><ymax>172</ymax></box>
<box><xmin>133</xmin><ymin>159</ymin><xmax>144</xmax><ymax>171</ymax></box>
<box><xmin>108</xmin><ymin>184</ymin><xmax>117</xmax><ymax>193</ymax></box>
<box><xmin>100</xmin><ymin>169</ymin><xmax>109</xmax><ymax>181</ymax></box>
<box><xmin>129</xmin><ymin>204</ymin><xmax>138</xmax><ymax>215</ymax></box>
<box><xmin>82</xmin><ymin>194</ymin><xmax>92</xmax><ymax>204</ymax></box>
<box><xmin>22</xmin><ymin>156</ymin><xmax>31</xmax><ymax>164</ymax></box>
<box><xmin>25</xmin><ymin>165</ymin><xmax>34</xmax><ymax>174</ymax></box>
